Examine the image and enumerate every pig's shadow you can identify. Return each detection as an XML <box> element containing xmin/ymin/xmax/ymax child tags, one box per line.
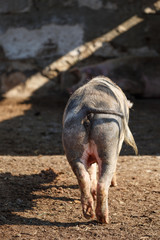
<box><xmin>0</xmin><ymin>169</ymin><xmax>83</xmax><ymax>226</ymax></box>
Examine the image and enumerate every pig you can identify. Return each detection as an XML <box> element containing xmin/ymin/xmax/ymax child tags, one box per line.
<box><xmin>60</xmin><ymin>56</ymin><xmax>160</xmax><ymax>98</ymax></box>
<box><xmin>62</xmin><ymin>76</ymin><xmax>138</xmax><ymax>223</ymax></box>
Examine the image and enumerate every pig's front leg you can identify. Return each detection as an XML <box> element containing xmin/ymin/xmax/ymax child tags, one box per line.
<box><xmin>96</xmin><ymin>161</ymin><xmax>117</xmax><ymax>224</ymax></box>
<box><xmin>72</xmin><ymin>159</ymin><xmax>95</xmax><ymax>219</ymax></box>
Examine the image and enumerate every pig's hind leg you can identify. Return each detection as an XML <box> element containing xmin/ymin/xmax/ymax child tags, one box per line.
<box><xmin>71</xmin><ymin>158</ymin><xmax>95</xmax><ymax>219</ymax></box>
<box><xmin>63</xmin><ymin>123</ymin><xmax>96</xmax><ymax>219</ymax></box>
<box><xmin>91</xmin><ymin>118</ymin><xmax>120</xmax><ymax>223</ymax></box>
<box><xmin>96</xmin><ymin>159</ymin><xmax>117</xmax><ymax>223</ymax></box>
<box><xmin>88</xmin><ymin>162</ymin><xmax>97</xmax><ymax>201</ymax></box>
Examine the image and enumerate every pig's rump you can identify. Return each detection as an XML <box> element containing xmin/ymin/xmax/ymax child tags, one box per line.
<box><xmin>63</xmin><ymin>113</ymin><xmax>122</xmax><ymax>179</ymax></box>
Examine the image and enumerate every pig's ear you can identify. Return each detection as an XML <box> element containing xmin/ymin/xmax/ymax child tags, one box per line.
<box><xmin>69</xmin><ymin>68</ymin><xmax>81</xmax><ymax>78</ymax></box>
<box><xmin>127</xmin><ymin>100</ymin><xmax>133</xmax><ymax>108</ymax></box>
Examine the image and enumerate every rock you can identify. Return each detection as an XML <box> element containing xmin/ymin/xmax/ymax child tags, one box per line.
<box><xmin>0</xmin><ymin>0</ymin><xmax>32</xmax><ymax>13</ymax></box>
<box><xmin>94</xmin><ymin>42</ymin><xmax>119</xmax><ymax>57</ymax></box>
<box><xmin>128</xmin><ymin>46</ymin><xmax>159</xmax><ymax>56</ymax></box>
<box><xmin>78</xmin><ymin>0</ymin><xmax>102</xmax><ymax>9</ymax></box>
<box><xmin>0</xmin><ymin>24</ymin><xmax>83</xmax><ymax>60</ymax></box>
<box><xmin>3</xmin><ymin>72</ymin><xmax>55</xmax><ymax>98</ymax></box>
<box><xmin>1</xmin><ymin>71</ymin><xmax>26</xmax><ymax>93</ymax></box>
<box><xmin>143</xmin><ymin>7</ymin><xmax>156</xmax><ymax>14</ymax></box>
<box><xmin>104</xmin><ymin>2</ymin><xmax>118</xmax><ymax>11</ymax></box>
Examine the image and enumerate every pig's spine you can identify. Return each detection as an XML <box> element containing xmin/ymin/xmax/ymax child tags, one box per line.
<box><xmin>86</xmin><ymin>108</ymin><xmax>124</xmax><ymax>118</ymax></box>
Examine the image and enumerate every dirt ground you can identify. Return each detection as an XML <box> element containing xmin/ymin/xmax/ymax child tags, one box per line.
<box><xmin>0</xmin><ymin>93</ymin><xmax>160</xmax><ymax>240</ymax></box>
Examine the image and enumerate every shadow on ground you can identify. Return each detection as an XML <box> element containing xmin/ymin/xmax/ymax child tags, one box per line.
<box><xmin>0</xmin><ymin>169</ymin><xmax>84</xmax><ymax>226</ymax></box>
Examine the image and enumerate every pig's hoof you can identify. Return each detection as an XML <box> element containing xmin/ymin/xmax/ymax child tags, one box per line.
<box><xmin>83</xmin><ymin>211</ymin><xmax>95</xmax><ymax>219</ymax></box>
<box><xmin>96</xmin><ymin>214</ymin><xmax>109</xmax><ymax>224</ymax></box>
<box><xmin>111</xmin><ymin>177</ymin><xmax>117</xmax><ymax>187</ymax></box>
<box><xmin>98</xmin><ymin>217</ymin><xmax>109</xmax><ymax>224</ymax></box>
<box><xmin>83</xmin><ymin>205</ymin><xmax>95</xmax><ymax>219</ymax></box>
<box><xmin>110</xmin><ymin>181</ymin><xmax>117</xmax><ymax>187</ymax></box>
<box><xmin>96</xmin><ymin>209</ymin><xmax>109</xmax><ymax>224</ymax></box>
<box><xmin>82</xmin><ymin>199</ymin><xmax>95</xmax><ymax>219</ymax></box>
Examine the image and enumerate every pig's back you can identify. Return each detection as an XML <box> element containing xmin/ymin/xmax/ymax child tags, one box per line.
<box><xmin>63</xmin><ymin>76</ymin><xmax>129</xmax><ymax>125</ymax></box>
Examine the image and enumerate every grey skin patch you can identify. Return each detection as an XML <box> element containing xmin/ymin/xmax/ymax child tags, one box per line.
<box><xmin>65</xmin><ymin>97</ymin><xmax>79</xmax><ymax>114</ymax></box>
<box><xmin>89</xmin><ymin>117</ymin><xmax>121</xmax><ymax>136</ymax></box>
<box><xmin>65</xmin><ymin>93</ymin><xmax>84</xmax><ymax>117</ymax></box>
<box><xmin>94</xmin><ymin>83</ymin><xmax>118</xmax><ymax>102</ymax></box>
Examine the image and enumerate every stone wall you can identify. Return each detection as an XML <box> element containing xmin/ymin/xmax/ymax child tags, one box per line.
<box><xmin>0</xmin><ymin>0</ymin><xmax>160</xmax><ymax>97</ymax></box>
